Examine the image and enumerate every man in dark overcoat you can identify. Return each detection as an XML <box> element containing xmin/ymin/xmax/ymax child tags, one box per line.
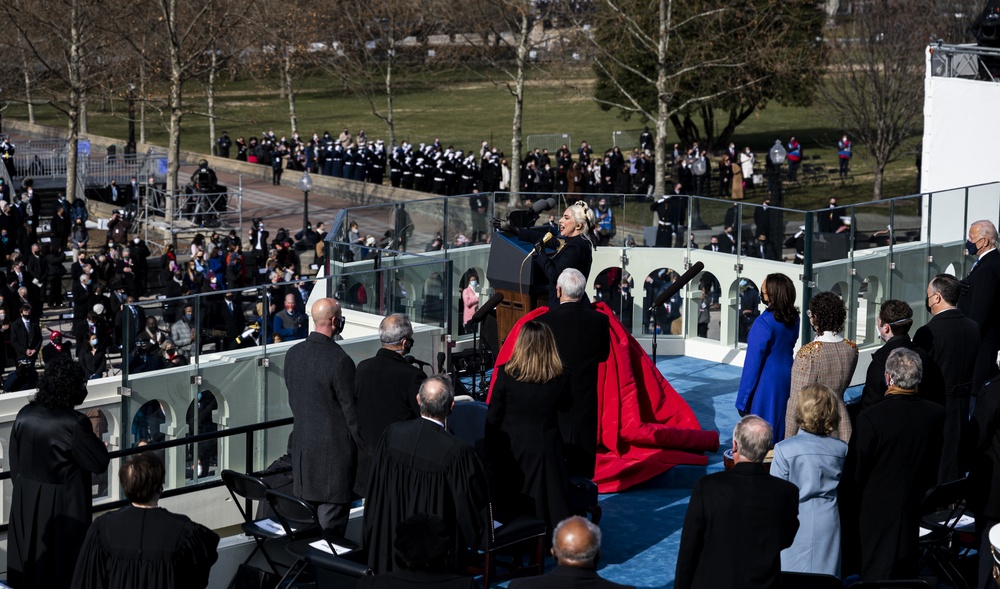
<box><xmin>958</xmin><ymin>219</ymin><xmax>1000</xmax><ymax>397</ymax></box>
<box><xmin>354</xmin><ymin>313</ymin><xmax>425</xmax><ymax>495</ymax></box>
<box><xmin>536</xmin><ymin>268</ymin><xmax>610</xmax><ymax>479</ymax></box>
<box><xmin>284</xmin><ymin>297</ymin><xmax>364</xmax><ymax>539</ymax></box>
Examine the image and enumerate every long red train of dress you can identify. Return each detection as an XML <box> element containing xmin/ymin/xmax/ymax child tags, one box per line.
<box><xmin>487</xmin><ymin>303</ymin><xmax>720</xmax><ymax>493</ymax></box>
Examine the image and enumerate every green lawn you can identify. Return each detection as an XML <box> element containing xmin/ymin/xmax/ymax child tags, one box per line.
<box><xmin>4</xmin><ymin>66</ymin><xmax>920</xmax><ymax>209</ymax></box>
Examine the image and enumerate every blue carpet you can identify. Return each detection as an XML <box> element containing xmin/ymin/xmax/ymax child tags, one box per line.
<box><xmin>497</xmin><ymin>355</ymin><xmax>743</xmax><ymax>588</ymax></box>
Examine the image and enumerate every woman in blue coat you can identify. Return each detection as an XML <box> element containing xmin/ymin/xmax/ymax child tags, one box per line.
<box><xmin>771</xmin><ymin>383</ymin><xmax>848</xmax><ymax>576</ymax></box>
<box><xmin>735</xmin><ymin>273</ymin><xmax>799</xmax><ymax>444</ymax></box>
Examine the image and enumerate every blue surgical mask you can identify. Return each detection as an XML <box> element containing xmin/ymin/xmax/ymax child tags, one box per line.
<box><xmin>185</xmin><ymin>313</ymin><xmax>193</xmax><ymax>321</ymax></box>
<box><xmin>90</xmin><ymin>338</ymin><xmax>98</xmax><ymax>346</ymax></box>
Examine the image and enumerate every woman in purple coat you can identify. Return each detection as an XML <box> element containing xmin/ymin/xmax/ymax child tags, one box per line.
<box><xmin>735</xmin><ymin>273</ymin><xmax>799</xmax><ymax>444</ymax></box>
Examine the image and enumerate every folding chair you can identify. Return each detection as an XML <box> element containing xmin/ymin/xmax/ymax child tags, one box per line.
<box><xmin>264</xmin><ymin>489</ymin><xmax>359</xmax><ymax>588</ymax></box>
<box><xmin>221</xmin><ymin>469</ymin><xmax>284</xmax><ymax>575</ymax></box>
<box><xmin>919</xmin><ymin>477</ymin><xmax>973</xmax><ymax>589</ymax></box>
<box><xmin>467</xmin><ymin>502</ymin><xmax>546</xmax><ymax>587</ymax></box>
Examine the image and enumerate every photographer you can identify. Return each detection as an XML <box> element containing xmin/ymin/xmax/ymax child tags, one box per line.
<box><xmin>107</xmin><ymin>210</ymin><xmax>130</xmax><ymax>245</ymax></box>
<box><xmin>189</xmin><ymin>159</ymin><xmax>217</xmax><ymax>193</ymax></box>
<box><xmin>272</xmin><ymin>293</ymin><xmax>307</xmax><ymax>341</ymax></box>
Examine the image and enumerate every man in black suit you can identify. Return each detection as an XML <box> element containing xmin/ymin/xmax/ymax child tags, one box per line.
<box><xmin>10</xmin><ymin>304</ymin><xmax>42</xmax><ymax>361</ymax></box>
<box><xmin>537</xmin><ymin>268</ymin><xmax>611</xmax><ymax>479</ymax></box>
<box><xmin>211</xmin><ymin>291</ymin><xmax>244</xmax><ymax>351</ymax></box>
<box><xmin>747</xmin><ymin>233</ymin><xmax>778</xmax><ymax>261</ymax></box>
<box><xmin>913</xmin><ymin>274</ymin><xmax>979</xmax><ymax>483</ymax></box>
<box><xmin>817</xmin><ymin>197</ymin><xmax>846</xmax><ymax>233</ymax></box>
<box><xmin>509</xmin><ymin>516</ymin><xmax>633</xmax><ymax>589</ymax></box>
<box><xmin>675</xmin><ymin>416</ymin><xmax>799</xmax><ymax>589</ymax></box>
<box><xmin>958</xmin><ymin>219</ymin><xmax>1000</xmax><ymax>397</ymax></box>
<box><xmin>354</xmin><ymin>313</ymin><xmax>425</xmax><ymax>495</ymax></box>
<box><xmin>840</xmin><ymin>348</ymin><xmax>945</xmax><ymax>580</ymax></box>
<box><xmin>861</xmin><ymin>300</ymin><xmax>925</xmax><ymax>411</ymax></box>
<box><xmin>284</xmin><ymin>298</ymin><xmax>363</xmax><ymax>540</ymax></box>
<box><xmin>364</xmin><ymin>375</ymin><xmax>488</xmax><ymax>574</ymax></box>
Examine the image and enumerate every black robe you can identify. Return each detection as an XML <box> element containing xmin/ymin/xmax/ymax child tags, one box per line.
<box><xmin>354</xmin><ymin>348</ymin><xmax>425</xmax><ymax>495</ymax></box>
<box><xmin>485</xmin><ymin>367</ymin><xmax>571</xmax><ymax>530</ymax></box>
<box><xmin>8</xmin><ymin>402</ymin><xmax>110</xmax><ymax>589</ymax></box>
<box><xmin>71</xmin><ymin>505</ymin><xmax>220</xmax><ymax>589</ymax></box>
<box><xmin>363</xmin><ymin>418</ymin><xmax>489</xmax><ymax>574</ymax></box>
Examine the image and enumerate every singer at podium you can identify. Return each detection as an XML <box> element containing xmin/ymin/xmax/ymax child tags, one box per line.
<box><xmin>513</xmin><ymin>201</ymin><xmax>598</xmax><ymax>309</ymax></box>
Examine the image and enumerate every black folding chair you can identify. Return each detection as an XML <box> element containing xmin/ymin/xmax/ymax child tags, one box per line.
<box><xmin>919</xmin><ymin>478</ymin><xmax>973</xmax><ymax>589</ymax></box>
<box><xmin>467</xmin><ymin>502</ymin><xmax>546</xmax><ymax>587</ymax></box>
<box><xmin>221</xmin><ymin>469</ymin><xmax>284</xmax><ymax>575</ymax></box>
<box><xmin>264</xmin><ymin>489</ymin><xmax>359</xmax><ymax>588</ymax></box>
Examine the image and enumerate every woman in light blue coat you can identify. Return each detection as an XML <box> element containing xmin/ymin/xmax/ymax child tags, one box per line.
<box><xmin>771</xmin><ymin>383</ymin><xmax>848</xmax><ymax>576</ymax></box>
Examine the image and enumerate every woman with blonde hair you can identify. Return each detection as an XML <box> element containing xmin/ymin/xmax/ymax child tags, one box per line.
<box><xmin>771</xmin><ymin>383</ymin><xmax>848</xmax><ymax>576</ymax></box>
<box><xmin>510</xmin><ymin>199</ymin><xmax>597</xmax><ymax>308</ymax></box>
<box><xmin>486</xmin><ymin>320</ymin><xmax>570</xmax><ymax>531</ymax></box>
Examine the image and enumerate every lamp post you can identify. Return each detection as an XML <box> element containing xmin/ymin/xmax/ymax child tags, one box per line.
<box><xmin>125</xmin><ymin>83</ymin><xmax>136</xmax><ymax>157</ymax></box>
<box><xmin>768</xmin><ymin>140</ymin><xmax>787</xmax><ymax>261</ymax></box>
<box><xmin>690</xmin><ymin>154</ymin><xmax>710</xmax><ymax>230</ymax></box>
<box><xmin>299</xmin><ymin>169</ymin><xmax>313</xmax><ymax>232</ymax></box>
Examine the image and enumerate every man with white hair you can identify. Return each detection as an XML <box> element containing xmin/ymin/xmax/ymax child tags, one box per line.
<box><xmin>675</xmin><ymin>416</ymin><xmax>799</xmax><ymax>589</ymax></box>
<box><xmin>839</xmin><ymin>348</ymin><xmax>945</xmax><ymax>580</ymax></box>
<box><xmin>537</xmin><ymin>268</ymin><xmax>611</xmax><ymax>478</ymax></box>
<box><xmin>959</xmin><ymin>219</ymin><xmax>1000</xmax><ymax>396</ymax></box>
<box><xmin>509</xmin><ymin>516</ymin><xmax>633</xmax><ymax>588</ymax></box>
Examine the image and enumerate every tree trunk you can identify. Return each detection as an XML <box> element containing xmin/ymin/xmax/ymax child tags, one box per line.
<box><xmin>21</xmin><ymin>52</ymin><xmax>34</xmax><ymax>125</ymax></box>
<box><xmin>66</xmin><ymin>0</ymin><xmax>82</xmax><ymax>203</ymax></box>
<box><xmin>873</xmin><ymin>165</ymin><xmax>884</xmax><ymax>201</ymax></box>
<box><xmin>653</xmin><ymin>0</ymin><xmax>672</xmax><ymax>197</ymax></box>
<box><xmin>79</xmin><ymin>90</ymin><xmax>88</xmax><ymax>134</ymax></box>
<box><xmin>167</xmin><ymin>73</ymin><xmax>182</xmax><ymax>220</ymax></box>
<box><xmin>385</xmin><ymin>41</ymin><xmax>396</xmax><ymax>147</ymax></box>
<box><xmin>139</xmin><ymin>62</ymin><xmax>146</xmax><ymax>145</ymax></box>
<box><xmin>283</xmin><ymin>47</ymin><xmax>297</xmax><ymax>134</ymax></box>
<box><xmin>208</xmin><ymin>50</ymin><xmax>217</xmax><ymax>155</ymax></box>
<box><xmin>509</xmin><ymin>8</ymin><xmax>529</xmax><ymax>208</ymax></box>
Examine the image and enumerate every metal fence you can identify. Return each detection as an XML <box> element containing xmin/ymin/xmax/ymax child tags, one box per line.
<box><xmin>612</xmin><ymin>128</ymin><xmax>648</xmax><ymax>150</ymax></box>
<box><xmin>525</xmin><ymin>133</ymin><xmax>572</xmax><ymax>156</ymax></box>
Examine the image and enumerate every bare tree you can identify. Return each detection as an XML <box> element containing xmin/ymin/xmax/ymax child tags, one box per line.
<box><xmin>822</xmin><ymin>0</ymin><xmax>932</xmax><ymax>199</ymax></box>
<box><xmin>449</xmin><ymin>0</ymin><xmax>557</xmax><ymax>202</ymax></box>
<box><xmin>330</xmin><ymin>0</ymin><xmax>436</xmax><ymax>148</ymax></box>
<box><xmin>137</xmin><ymin>0</ymin><xmax>249</xmax><ymax>214</ymax></box>
<box><xmin>582</xmin><ymin>0</ymin><xmax>825</xmax><ymax>196</ymax></box>
<box><xmin>1</xmin><ymin>0</ymin><xmax>113</xmax><ymax>202</ymax></box>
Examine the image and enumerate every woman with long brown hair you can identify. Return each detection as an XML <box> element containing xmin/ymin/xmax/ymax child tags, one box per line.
<box><xmin>735</xmin><ymin>273</ymin><xmax>800</xmax><ymax>444</ymax></box>
<box><xmin>486</xmin><ymin>320</ymin><xmax>570</xmax><ymax>531</ymax></box>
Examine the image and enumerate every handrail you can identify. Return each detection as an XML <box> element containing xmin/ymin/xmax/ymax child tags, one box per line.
<box><xmin>0</xmin><ymin>415</ymin><xmax>295</xmax><ymax>533</ymax></box>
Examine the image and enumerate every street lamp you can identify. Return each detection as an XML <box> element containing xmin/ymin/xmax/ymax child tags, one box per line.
<box><xmin>689</xmin><ymin>154</ymin><xmax>710</xmax><ymax>230</ymax></box>
<box><xmin>126</xmin><ymin>83</ymin><xmax>136</xmax><ymax>157</ymax></box>
<box><xmin>768</xmin><ymin>140</ymin><xmax>787</xmax><ymax>261</ymax></box>
<box><xmin>299</xmin><ymin>169</ymin><xmax>313</xmax><ymax>231</ymax></box>
<box><xmin>768</xmin><ymin>140</ymin><xmax>787</xmax><ymax>207</ymax></box>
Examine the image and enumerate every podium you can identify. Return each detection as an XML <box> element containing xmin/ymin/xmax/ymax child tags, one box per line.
<box><xmin>487</xmin><ymin>232</ymin><xmax>549</xmax><ymax>343</ymax></box>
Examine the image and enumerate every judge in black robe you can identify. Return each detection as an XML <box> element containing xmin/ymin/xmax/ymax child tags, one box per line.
<box><xmin>363</xmin><ymin>375</ymin><xmax>489</xmax><ymax>574</ymax></box>
<box><xmin>72</xmin><ymin>452</ymin><xmax>220</xmax><ymax>589</ymax></box>
<box><xmin>8</xmin><ymin>359</ymin><xmax>110</xmax><ymax>589</ymax></box>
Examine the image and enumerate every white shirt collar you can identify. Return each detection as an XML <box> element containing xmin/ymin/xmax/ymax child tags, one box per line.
<box><xmin>421</xmin><ymin>415</ymin><xmax>445</xmax><ymax>428</ymax></box>
<box><xmin>979</xmin><ymin>247</ymin><xmax>997</xmax><ymax>260</ymax></box>
<box><xmin>815</xmin><ymin>331</ymin><xmax>843</xmax><ymax>343</ymax></box>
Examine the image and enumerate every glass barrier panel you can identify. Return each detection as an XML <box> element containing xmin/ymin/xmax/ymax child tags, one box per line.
<box><xmin>397</xmin><ymin>198</ymin><xmax>446</xmax><ymax>254</ymax></box>
<box><xmin>623</xmin><ymin>193</ymin><xmax>660</xmax><ymax>248</ymax></box>
<box><xmin>691</xmin><ymin>197</ymin><xmax>738</xmax><ymax>253</ymax></box>
<box><xmin>844</xmin><ymin>203</ymin><xmax>891</xmax><ymax>347</ymax></box>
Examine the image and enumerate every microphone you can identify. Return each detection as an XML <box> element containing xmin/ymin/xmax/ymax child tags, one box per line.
<box><xmin>531</xmin><ymin>197</ymin><xmax>557</xmax><ymax>214</ymax></box>
<box><xmin>405</xmin><ymin>355</ymin><xmax>432</xmax><ymax>369</ymax></box>
<box><xmin>469</xmin><ymin>292</ymin><xmax>505</xmax><ymax>325</ymax></box>
<box><xmin>533</xmin><ymin>231</ymin><xmax>553</xmax><ymax>254</ymax></box>
<box><xmin>652</xmin><ymin>261</ymin><xmax>705</xmax><ymax>309</ymax></box>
